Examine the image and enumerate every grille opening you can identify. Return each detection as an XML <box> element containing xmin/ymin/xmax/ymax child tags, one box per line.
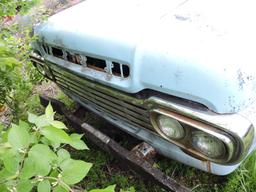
<box><xmin>33</xmin><ymin>50</ymin><xmax>42</xmax><ymax>56</ymax></box>
<box><xmin>112</xmin><ymin>62</ymin><xmax>121</xmax><ymax>76</ymax></box>
<box><xmin>86</xmin><ymin>56</ymin><xmax>106</xmax><ymax>71</ymax></box>
<box><xmin>52</xmin><ymin>47</ymin><xmax>63</xmax><ymax>58</ymax></box>
<box><xmin>41</xmin><ymin>42</ymin><xmax>130</xmax><ymax>78</ymax></box>
<box><xmin>42</xmin><ymin>44</ymin><xmax>49</xmax><ymax>54</ymax></box>
<box><xmin>67</xmin><ymin>52</ymin><xmax>80</xmax><ymax>64</ymax></box>
<box><xmin>122</xmin><ymin>65</ymin><xmax>130</xmax><ymax>77</ymax></box>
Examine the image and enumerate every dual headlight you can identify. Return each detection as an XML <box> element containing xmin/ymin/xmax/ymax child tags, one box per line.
<box><xmin>151</xmin><ymin>108</ymin><xmax>254</xmax><ymax>164</ymax></box>
<box><xmin>157</xmin><ymin>115</ymin><xmax>226</xmax><ymax>159</ymax></box>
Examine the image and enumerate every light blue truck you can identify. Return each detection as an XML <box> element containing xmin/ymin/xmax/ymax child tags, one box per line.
<box><xmin>30</xmin><ymin>0</ymin><xmax>256</xmax><ymax>175</ymax></box>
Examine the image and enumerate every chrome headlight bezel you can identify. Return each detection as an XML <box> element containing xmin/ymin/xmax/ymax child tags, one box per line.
<box><xmin>149</xmin><ymin>97</ymin><xmax>254</xmax><ymax>165</ymax></box>
<box><xmin>150</xmin><ymin>109</ymin><xmax>236</xmax><ymax>163</ymax></box>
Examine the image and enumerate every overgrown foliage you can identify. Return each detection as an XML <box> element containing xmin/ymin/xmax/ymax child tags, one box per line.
<box><xmin>0</xmin><ymin>0</ymin><xmax>43</xmax><ymax>116</ymax></box>
<box><xmin>0</xmin><ymin>40</ymin><xmax>20</xmax><ymax>107</ymax></box>
<box><xmin>0</xmin><ymin>104</ymin><xmax>117</xmax><ymax>192</ymax></box>
<box><xmin>0</xmin><ymin>0</ymin><xmax>40</xmax><ymax>17</ymax></box>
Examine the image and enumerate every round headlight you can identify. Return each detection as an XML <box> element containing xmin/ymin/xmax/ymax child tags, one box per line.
<box><xmin>191</xmin><ymin>131</ymin><xmax>226</xmax><ymax>159</ymax></box>
<box><xmin>157</xmin><ymin>115</ymin><xmax>185</xmax><ymax>139</ymax></box>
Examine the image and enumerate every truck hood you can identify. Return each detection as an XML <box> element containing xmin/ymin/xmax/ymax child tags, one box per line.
<box><xmin>35</xmin><ymin>0</ymin><xmax>256</xmax><ymax>114</ymax></box>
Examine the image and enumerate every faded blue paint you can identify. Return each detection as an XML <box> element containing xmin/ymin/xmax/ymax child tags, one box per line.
<box><xmin>31</xmin><ymin>0</ymin><xmax>256</xmax><ymax>175</ymax></box>
<box><xmin>34</xmin><ymin>0</ymin><xmax>256</xmax><ymax>114</ymax></box>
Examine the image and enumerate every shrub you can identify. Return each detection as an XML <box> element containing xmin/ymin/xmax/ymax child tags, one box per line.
<box><xmin>0</xmin><ymin>104</ymin><xmax>116</xmax><ymax>192</ymax></box>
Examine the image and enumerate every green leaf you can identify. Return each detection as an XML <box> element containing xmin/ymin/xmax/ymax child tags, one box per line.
<box><xmin>121</xmin><ymin>187</ymin><xmax>136</xmax><ymax>192</ymax></box>
<box><xmin>69</xmin><ymin>133</ymin><xmax>83</xmax><ymax>140</ymax></box>
<box><xmin>51</xmin><ymin>120</ymin><xmax>67</xmax><ymax>129</ymax></box>
<box><xmin>8</xmin><ymin>123</ymin><xmax>30</xmax><ymax>150</ymax></box>
<box><xmin>53</xmin><ymin>185</ymin><xmax>68</xmax><ymax>192</ymax></box>
<box><xmin>40</xmin><ymin>136</ymin><xmax>51</xmax><ymax>145</ymax></box>
<box><xmin>19</xmin><ymin>120</ymin><xmax>30</xmax><ymax>131</ymax></box>
<box><xmin>0</xmin><ymin>168</ymin><xmax>16</xmax><ymax>181</ymax></box>
<box><xmin>0</xmin><ymin>123</ymin><xmax>5</xmax><ymax>132</ymax></box>
<box><xmin>2</xmin><ymin>149</ymin><xmax>20</xmax><ymax>174</ymax></box>
<box><xmin>0</xmin><ymin>142</ymin><xmax>11</xmax><ymax>155</ymax></box>
<box><xmin>69</xmin><ymin>133</ymin><xmax>89</xmax><ymax>150</ymax></box>
<box><xmin>0</xmin><ymin>184</ymin><xmax>8</xmax><ymax>192</ymax></box>
<box><xmin>28</xmin><ymin>144</ymin><xmax>57</xmax><ymax>176</ymax></box>
<box><xmin>38</xmin><ymin>180</ymin><xmax>51</xmax><ymax>192</ymax></box>
<box><xmin>20</xmin><ymin>157</ymin><xmax>36</xmax><ymax>180</ymax></box>
<box><xmin>16</xmin><ymin>180</ymin><xmax>34</xmax><ymax>192</ymax></box>
<box><xmin>89</xmin><ymin>185</ymin><xmax>116</xmax><ymax>192</ymax></box>
<box><xmin>40</xmin><ymin>126</ymin><xmax>71</xmax><ymax>144</ymax></box>
<box><xmin>57</xmin><ymin>149</ymin><xmax>70</xmax><ymax>164</ymax></box>
<box><xmin>60</xmin><ymin>159</ymin><xmax>92</xmax><ymax>185</ymax></box>
<box><xmin>29</xmin><ymin>132</ymin><xmax>38</xmax><ymax>144</ymax></box>
<box><xmin>45</xmin><ymin>103</ymin><xmax>54</xmax><ymax>123</ymax></box>
<box><xmin>37</xmin><ymin>115</ymin><xmax>51</xmax><ymax>128</ymax></box>
<box><xmin>28</xmin><ymin>112</ymin><xmax>38</xmax><ymax>124</ymax></box>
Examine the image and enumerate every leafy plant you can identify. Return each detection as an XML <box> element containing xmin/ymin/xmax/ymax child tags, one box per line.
<box><xmin>0</xmin><ymin>39</ymin><xmax>21</xmax><ymax>107</ymax></box>
<box><xmin>0</xmin><ymin>104</ymin><xmax>116</xmax><ymax>192</ymax></box>
<box><xmin>0</xmin><ymin>0</ymin><xmax>44</xmax><ymax>116</ymax></box>
<box><xmin>0</xmin><ymin>0</ymin><xmax>40</xmax><ymax>17</ymax></box>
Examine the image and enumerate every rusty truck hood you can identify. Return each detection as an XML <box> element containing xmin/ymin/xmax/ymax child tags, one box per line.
<box><xmin>34</xmin><ymin>0</ymin><xmax>256</xmax><ymax>114</ymax></box>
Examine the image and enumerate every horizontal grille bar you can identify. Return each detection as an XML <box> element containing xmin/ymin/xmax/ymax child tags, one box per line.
<box><xmin>48</xmin><ymin>64</ymin><xmax>154</xmax><ymax>130</ymax></box>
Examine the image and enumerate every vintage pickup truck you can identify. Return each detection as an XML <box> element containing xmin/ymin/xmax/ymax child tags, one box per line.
<box><xmin>30</xmin><ymin>0</ymin><xmax>256</xmax><ymax>175</ymax></box>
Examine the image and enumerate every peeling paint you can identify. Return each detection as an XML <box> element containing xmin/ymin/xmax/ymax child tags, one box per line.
<box><xmin>237</xmin><ymin>69</ymin><xmax>245</xmax><ymax>91</ymax></box>
<box><xmin>175</xmin><ymin>14</ymin><xmax>190</xmax><ymax>21</ymax></box>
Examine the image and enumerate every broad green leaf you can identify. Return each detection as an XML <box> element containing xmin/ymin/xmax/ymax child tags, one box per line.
<box><xmin>2</xmin><ymin>149</ymin><xmax>20</xmax><ymax>173</ymax></box>
<box><xmin>8</xmin><ymin>123</ymin><xmax>30</xmax><ymax>150</ymax></box>
<box><xmin>37</xmin><ymin>115</ymin><xmax>51</xmax><ymax>128</ymax></box>
<box><xmin>50</xmin><ymin>140</ymin><xmax>61</xmax><ymax>150</ymax></box>
<box><xmin>38</xmin><ymin>180</ymin><xmax>51</xmax><ymax>192</ymax></box>
<box><xmin>121</xmin><ymin>187</ymin><xmax>136</xmax><ymax>192</ymax></box>
<box><xmin>69</xmin><ymin>140</ymin><xmax>89</xmax><ymax>151</ymax></box>
<box><xmin>69</xmin><ymin>133</ymin><xmax>83</xmax><ymax>140</ymax></box>
<box><xmin>89</xmin><ymin>185</ymin><xmax>116</xmax><ymax>192</ymax></box>
<box><xmin>19</xmin><ymin>120</ymin><xmax>30</xmax><ymax>131</ymax></box>
<box><xmin>49</xmin><ymin>169</ymin><xmax>59</xmax><ymax>178</ymax></box>
<box><xmin>45</xmin><ymin>103</ymin><xmax>54</xmax><ymax>123</ymax></box>
<box><xmin>53</xmin><ymin>185</ymin><xmax>68</xmax><ymax>192</ymax></box>
<box><xmin>1</xmin><ymin>131</ymin><xmax>8</xmax><ymax>143</ymax></box>
<box><xmin>40</xmin><ymin>136</ymin><xmax>51</xmax><ymax>145</ymax></box>
<box><xmin>60</xmin><ymin>159</ymin><xmax>92</xmax><ymax>185</ymax></box>
<box><xmin>29</xmin><ymin>132</ymin><xmax>38</xmax><ymax>144</ymax></box>
<box><xmin>16</xmin><ymin>180</ymin><xmax>34</xmax><ymax>192</ymax></box>
<box><xmin>28</xmin><ymin>144</ymin><xmax>57</xmax><ymax>176</ymax></box>
<box><xmin>0</xmin><ymin>168</ymin><xmax>16</xmax><ymax>181</ymax></box>
<box><xmin>20</xmin><ymin>157</ymin><xmax>36</xmax><ymax>180</ymax></box>
<box><xmin>0</xmin><ymin>184</ymin><xmax>8</xmax><ymax>192</ymax></box>
<box><xmin>69</xmin><ymin>133</ymin><xmax>89</xmax><ymax>150</ymax></box>
<box><xmin>51</xmin><ymin>121</ymin><xmax>67</xmax><ymax>129</ymax></box>
<box><xmin>40</xmin><ymin>126</ymin><xmax>71</xmax><ymax>144</ymax></box>
<box><xmin>57</xmin><ymin>149</ymin><xmax>70</xmax><ymax>164</ymax></box>
<box><xmin>28</xmin><ymin>112</ymin><xmax>38</xmax><ymax>124</ymax></box>
<box><xmin>0</xmin><ymin>142</ymin><xmax>11</xmax><ymax>155</ymax></box>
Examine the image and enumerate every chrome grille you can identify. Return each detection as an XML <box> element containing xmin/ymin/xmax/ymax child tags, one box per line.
<box><xmin>49</xmin><ymin>64</ymin><xmax>153</xmax><ymax>130</ymax></box>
